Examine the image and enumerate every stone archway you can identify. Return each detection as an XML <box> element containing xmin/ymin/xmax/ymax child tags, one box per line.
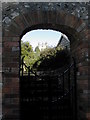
<box><xmin>2</xmin><ymin>2</ymin><xmax>89</xmax><ymax>120</ymax></box>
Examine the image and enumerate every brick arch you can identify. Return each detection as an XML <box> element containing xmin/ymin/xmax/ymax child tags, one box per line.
<box><xmin>20</xmin><ymin>23</ymin><xmax>78</xmax><ymax>42</ymax></box>
<box><xmin>2</xmin><ymin>10</ymin><xmax>89</xmax><ymax>120</ymax></box>
<box><xmin>3</xmin><ymin>10</ymin><xmax>87</xmax><ymax>37</ymax></box>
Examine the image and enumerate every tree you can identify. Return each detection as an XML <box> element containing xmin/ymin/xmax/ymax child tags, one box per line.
<box><xmin>33</xmin><ymin>46</ymin><xmax>70</xmax><ymax>70</ymax></box>
<box><xmin>21</xmin><ymin>41</ymin><xmax>34</xmax><ymax>67</ymax></box>
<box><xmin>21</xmin><ymin>41</ymin><xmax>41</xmax><ymax>69</ymax></box>
<box><xmin>21</xmin><ymin>41</ymin><xmax>70</xmax><ymax>71</ymax></box>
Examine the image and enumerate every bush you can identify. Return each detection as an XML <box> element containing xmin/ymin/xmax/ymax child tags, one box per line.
<box><xmin>33</xmin><ymin>47</ymin><xmax>71</xmax><ymax>71</ymax></box>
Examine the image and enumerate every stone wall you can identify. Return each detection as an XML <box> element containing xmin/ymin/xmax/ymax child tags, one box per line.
<box><xmin>0</xmin><ymin>1</ymin><xmax>2</xmax><ymax>120</ymax></box>
<box><xmin>2</xmin><ymin>2</ymin><xmax>90</xmax><ymax>120</ymax></box>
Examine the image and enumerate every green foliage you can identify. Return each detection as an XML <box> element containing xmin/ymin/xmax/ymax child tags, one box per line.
<box><xmin>33</xmin><ymin>46</ymin><xmax>70</xmax><ymax>70</ymax></box>
<box><xmin>21</xmin><ymin>41</ymin><xmax>40</xmax><ymax>68</ymax></box>
<box><xmin>21</xmin><ymin>40</ymin><xmax>70</xmax><ymax>71</ymax></box>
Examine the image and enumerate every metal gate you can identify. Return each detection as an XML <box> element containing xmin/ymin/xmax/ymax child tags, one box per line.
<box><xmin>20</xmin><ymin>56</ymin><xmax>77</xmax><ymax>120</ymax></box>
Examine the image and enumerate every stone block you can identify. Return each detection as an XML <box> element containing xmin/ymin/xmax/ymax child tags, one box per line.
<box><xmin>14</xmin><ymin>15</ymin><xmax>28</xmax><ymax>30</ymax></box>
<box><xmin>12</xmin><ymin>47</ymin><xmax>19</xmax><ymax>52</ymax></box>
<box><xmin>77</xmin><ymin>74</ymin><xmax>85</xmax><ymax>81</ymax></box>
<box><xmin>2</xmin><ymin>37</ymin><xmax>19</xmax><ymax>42</ymax></box>
<box><xmin>29</xmin><ymin>11</ymin><xmax>41</xmax><ymax>25</ymax></box>
<box><xmin>47</xmin><ymin>11</ymin><xmax>56</xmax><ymax>24</ymax></box>
<box><xmin>0</xmin><ymin>73</ymin><xmax>2</xmax><ymax>83</ymax></box>
<box><xmin>0</xmin><ymin>84</ymin><xmax>2</xmax><ymax>91</ymax></box>
<box><xmin>8</xmin><ymin>22</ymin><xmax>22</xmax><ymax>36</ymax></box>
<box><xmin>4</xmin><ymin>41</ymin><xmax>19</xmax><ymax>48</ymax></box>
<box><xmin>4</xmin><ymin>73</ymin><xmax>19</xmax><ymax>78</ymax></box>
<box><xmin>36</xmin><ymin>11</ymin><xmax>44</xmax><ymax>24</ymax></box>
<box><xmin>2</xmin><ymin>28</ymin><xmax>13</xmax><ymax>37</ymax></box>
<box><xmin>0</xmin><ymin>37</ymin><xmax>2</xmax><ymax>43</ymax></box>
<box><xmin>77</xmin><ymin>22</ymin><xmax>86</xmax><ymax>32</ymax></box>
<box><xmin>79</xmin><ymin>66</ymin><xmax>88</xmax><ymax>73</ymax></box>
<box><xmin>3</xmin><ymin>25</ymin><xmax>20</xmax><ymax>37</ymax></box>
<box><xmin>65</xmin><ymin>14</ymin><xmax>74</xmax><ymax>28</ymax></box>
<box><xmin>79</xmin><ymin>28</ymin><xmax>88</xmax><ymax>39</ymax></box>
<box><xmin>4</xmin><ymin>62</ymin><xmax>19</xmax><ymax>68</ymax></box>
<box><xmin>56</xmin><ymin>11</ymin><xmax>66</xmax><ymax>25</ymax></box>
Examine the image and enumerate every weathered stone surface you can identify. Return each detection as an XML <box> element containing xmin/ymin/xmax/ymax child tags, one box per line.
<box><xmin>1</xmin><ymin>2</ymin><xmax>89</xmax><ymax>120</ymax></box>
<box><xmin>2</xmin><ymin>2</ymin><xmax>89</xmax><ymax>33</ymax></box>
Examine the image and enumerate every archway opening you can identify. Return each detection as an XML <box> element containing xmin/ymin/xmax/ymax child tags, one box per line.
<box><xmin>20</xmin><ymin>29</ymin><xmax>77</xmax><ymax>120</ymax></box>
<box><xmin>2</xmin><ymin>2</ymin><xmax>89</xmax><ymax>120</ymax></box>
<box><xmin>20</xmin><ymin>29</ymin><xmax>71</xmax><ymax>72</ymax></box>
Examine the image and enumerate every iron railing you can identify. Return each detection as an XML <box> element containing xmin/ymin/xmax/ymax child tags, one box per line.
<box><xmin>20</xmin><ymin>56</ymin><xmax>77</xmax><ymax>120</ymax></box>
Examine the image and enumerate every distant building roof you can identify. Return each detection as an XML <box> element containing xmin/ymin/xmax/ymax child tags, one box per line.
<box><xmin>57</xmin><ymin>33</ymin><xmax>70</xmax><ymax>50</ymax></box>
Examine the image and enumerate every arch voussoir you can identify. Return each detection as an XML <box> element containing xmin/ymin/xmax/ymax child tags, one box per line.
<box><xmin>13</xmin><ymin>15</ymin><xmax>29</xmax><ymax>31</ymax></box>
<box><xmin>56</xmin><ymin>11</ymin><xmax>66</xmax><ymax>26</ymax></box>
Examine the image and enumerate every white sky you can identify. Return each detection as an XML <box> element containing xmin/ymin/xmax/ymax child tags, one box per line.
<box><xmin>21</xmin><ymin>29</ymin><xmax>61</xmax><ymax>50</ymax></box>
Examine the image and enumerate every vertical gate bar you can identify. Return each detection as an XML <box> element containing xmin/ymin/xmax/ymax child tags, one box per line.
<box><xmin>73</xmin><ymin>58</ymin><xmax>77</xmax><ymax>120</ymax></box>
<box><xmin>62</xmin><ymin>72</ymin><xmax>64</xmax><ymax>119</ymax></box>
<box><xmin>48</xmin><ymin>76</ymin><xmax>52</xmax><ymax>120</ymax></box>
<box><xmin>28</xmin><ymin>66</ymin><xmax>30</xmax><ymax>79</ymax></box>
<box><xmin>72</xmin><ymin>86</ymin><xmax>74</xmax><ymax>120</ymax></box>
<box><xmin>62</xmin><ymin>72</ymin><xmax>65</xmax><ymax>96</ymax></box>
<box><xmin>57</xmin><ymin>75</ymin><xmax>60</xmax><ymax>120</ymax></box>
<box><xmin>68</xmin><ymin>67</ymin><xmax>70</xmax><ymax>96</ymax></box>
<box><xmin>68</xmin><ymin>66</ymin><xmax>71</xmax><ymax>118</ymax></box>
<box><xmin>42</xmin><ymin>77</ymin><xmax>43</xmax><ymax>120</ymax></box>
<box><xmin>57</xmin><ymin>76</ymin><xmax>58</xmax><ymax>120</ymax></box>
<box><xmin>35</xmin><ymin>71</ymin><xmax>37</xmax><ymax>81</ymax></box>
<box><xmin>28</xmin><ymin>66</ymin><xmax>30</xmax><ymax>106</ymax></box>
<box><xmin>28</xmin><ymin>66</ymin><xmax>30</xmax><ymax>103</ymax></box>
